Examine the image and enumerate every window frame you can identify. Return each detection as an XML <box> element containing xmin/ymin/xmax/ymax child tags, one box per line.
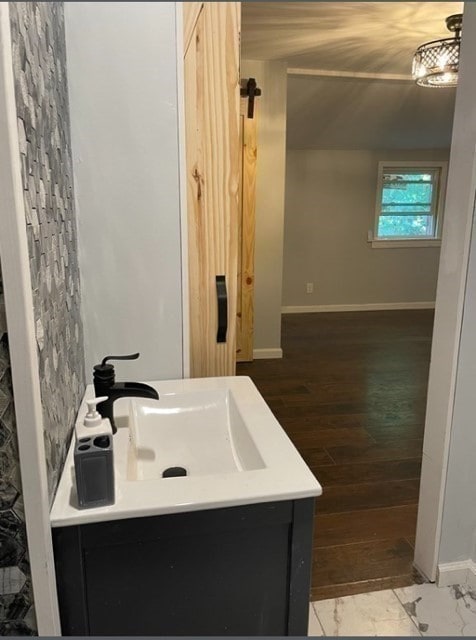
<box><xmin>372</xmin><ymin>160</ymin><xmax>448</xmax><ymax>248</ymax></box>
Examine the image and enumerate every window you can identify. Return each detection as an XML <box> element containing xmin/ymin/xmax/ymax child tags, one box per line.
<box><xmin>373</xmin><ymin>161</ymin><xmax>447</xmax><ymax>247</ymax></box>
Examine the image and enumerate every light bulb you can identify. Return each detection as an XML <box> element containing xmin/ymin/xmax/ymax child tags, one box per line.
<box><xmin>437</xmin><ymin>51</ymin><xmax>449</xmax><ymax>68</ymax></box>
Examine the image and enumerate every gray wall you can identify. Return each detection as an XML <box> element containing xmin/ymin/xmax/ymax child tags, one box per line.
<box><xmin>438</xmin><ymin>202</ymin><xmax>476</xmax><ymax>565</ymax></box>
<box><xmin>286</xmin><ymin>75</ymin><xmax>456</xmax><ymax>151</ymax></box>
<box><xmin>283</xmin><ymin>149</ymin><xmax>448</xmax><ymax>308</ymax></box>
<box><xmin>241</xmin><ymin>59</ymin><xmax>287</xmax><ymax>353</ymax></box>
<box><xmin>65</xmin><ymin>2</ymin><xmax>184</xmax><ymax>382</ymax></box>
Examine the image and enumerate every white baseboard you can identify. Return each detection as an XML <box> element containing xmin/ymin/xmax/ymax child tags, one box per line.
<box><xmin>437</xmin><ymin>560</ymin><xmax>476</xmax><ymax>588</ymax></box>
<box><xmin>253</xmin><ymin>348</ymin><xmax>283</xmax><ymax>360</ymax></box>
<box><xmin>282</xmin><ymin>302</ymin><xmax>436</xmax><ymax>314</ymax></box>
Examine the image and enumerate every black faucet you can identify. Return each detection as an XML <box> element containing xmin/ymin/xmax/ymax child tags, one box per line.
<box><xmin>93</xmin><ymin>353</ymin><xmax>159</xmax><ymax>434</ymax></box>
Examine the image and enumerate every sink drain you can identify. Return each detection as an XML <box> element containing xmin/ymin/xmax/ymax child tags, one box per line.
<box><xmin>162</xmin><ymin>466</ymin><xmax>187</xmax><ymax>478</ymax></box>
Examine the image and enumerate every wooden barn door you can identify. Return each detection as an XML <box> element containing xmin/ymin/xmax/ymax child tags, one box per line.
<box><xmin>236</xmin><ymin>82</ymin><xmax>259</xmax><ymax>363</ymax></box>
<box><xmin>183</xmin><ymin>2</ymin><xmax>241</xmax><ymax>377</ymax></box>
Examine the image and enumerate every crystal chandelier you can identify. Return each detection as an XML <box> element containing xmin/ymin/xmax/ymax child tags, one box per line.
<box><xmin>412</xmin><ymin>14</ymin><xmax>462</xmax><ymax>88</ymax></box>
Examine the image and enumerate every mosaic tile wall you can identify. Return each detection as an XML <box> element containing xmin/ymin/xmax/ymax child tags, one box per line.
<box><xmin>9</xmin><ymin>1</ymin><xmax>86</xmax><ymax>499</ymax></box>
<box><xmin>0</xmin><ymin>325</ymin><xmax>36</xmax><ymax>635</ymax></box>
<box><xmin>0</xmin><ymin>2</ymin><xmax>86</xmax><ymax>633</ymax></box>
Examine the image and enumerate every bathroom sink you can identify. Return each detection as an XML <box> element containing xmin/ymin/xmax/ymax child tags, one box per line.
<box><xmin>128</xmin><ymin>389</ymin><xmax>265</xmax><ymax>480</ymax></box>
<box><xmin>51</xmin><ymin>376</ymin><xmax>322</xmax><ymax>527</ymax></box>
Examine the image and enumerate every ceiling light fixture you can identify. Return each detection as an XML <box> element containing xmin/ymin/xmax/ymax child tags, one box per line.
<box><xmin>412</xmin><ymin>14</ymin><xmax>462</xmax><ymax>88</ymax></box>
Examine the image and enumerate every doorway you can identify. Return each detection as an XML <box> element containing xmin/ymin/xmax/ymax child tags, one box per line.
<box><xmin>238</xmin><ymin>3</ymin><xmax>470</xmax><ymax>596</ymax></box>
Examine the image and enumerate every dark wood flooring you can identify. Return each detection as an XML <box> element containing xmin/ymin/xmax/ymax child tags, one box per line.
<box><xmin>237</xmin><ymin>310</ymin><xmax>434</xmax><ymax>601</ymax></box>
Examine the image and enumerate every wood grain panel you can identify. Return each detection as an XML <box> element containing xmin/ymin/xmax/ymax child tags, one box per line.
<box><xmin>236</xmin><ymin>98</ymin><xmax>257</xmax><ymax>362</ymax></box>
<box><xmin>286</xmin><ymin>427</ymin><xmax>376</xmax><ymax>449</ymax></box>
<box><xmin>365</xmin><ymin>422</ymin><xmax>425</xmax><ymax>441</ymax></box>
<box><xmin>311</xmin><ymin>539</ymin><xmax>417</xmax><ymax>601</ymax></box>
<box><xmin>313</xmin><ymin>459</ymin><xmax>422</xmax><ymax>487</ymax></box>
<box><xmin>300</xmin><ymin>448</ymin><xmax>335</xmax><ymax>467</ymax></box>
<box><xmin>325</xmin><ymin>437</ymin><xmax>424</xmax><ymax>464</ymax></box>
<box><xmin>315</xmin><ymin>479</ymin><xmax>421</xmax><ymax>515</ymax></box>
<box><xmin>235</xmin><ymin>107</ymin><xmax>244</xmax><ymax>362</ymax></box>
<box><xmin>183</xmin><ymin>2</ymin><xmax>204</xmax><ymax>56</ymax></box>
<box><xmin>313</xmin><ymin>504</ymin><xmax>418</xmax><ymax>548</ymax></box>
<box><xmin>184</xmin><ymin>3</ymin><xmax>241</xmax><ymax>377</ymax></box>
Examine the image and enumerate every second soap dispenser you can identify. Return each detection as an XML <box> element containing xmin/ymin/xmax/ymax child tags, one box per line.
<box><xmin>74</xmin><ymin>396</ymin><xmax>115</xmax><ymax>509</ymax></box>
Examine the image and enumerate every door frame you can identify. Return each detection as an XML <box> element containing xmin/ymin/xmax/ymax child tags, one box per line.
<box><xmin>414</xmin><ymin>1</ymin><xmax>476</xmax><ymax>581</ymax></box>
<box><xmin>0</xmin><ymin>4</ymin><xmax>60</xmax><ymax>634</ymax></box>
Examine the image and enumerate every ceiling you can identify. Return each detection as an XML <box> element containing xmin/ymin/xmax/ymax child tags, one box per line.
<box><xmin>242</xmin><ymin>2</ymin><xmax>463</xmax><ymax>74</ymax></box>
<box><xmin>242</xmin><ymin>2</ymin><xmax>460</xmax><ymax>150</ymax></box>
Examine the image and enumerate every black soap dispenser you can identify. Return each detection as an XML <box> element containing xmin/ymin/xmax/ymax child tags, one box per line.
<box><xmin>74</xmin><ymin>396</ymin><xmax>115</xmax><ymax>509</ymax></box>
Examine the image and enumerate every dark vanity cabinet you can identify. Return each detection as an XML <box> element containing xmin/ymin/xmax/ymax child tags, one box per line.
<box><xmin>52</xmin><ymin>498</ymin><xmax>315</xmax><ymax>636</ymax></box>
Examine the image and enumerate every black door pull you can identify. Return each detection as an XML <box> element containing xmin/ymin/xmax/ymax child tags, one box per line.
<box><xmin>216</xmin><ymin>275</ymin><xmax>228</xmax><ymax>343</ymax></box>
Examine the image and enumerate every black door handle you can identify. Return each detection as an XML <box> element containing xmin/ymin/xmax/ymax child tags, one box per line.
<box><xmin>216</xmin><ymin>275</ymin><xmax>228</xmax><ymax>343</ymax></box>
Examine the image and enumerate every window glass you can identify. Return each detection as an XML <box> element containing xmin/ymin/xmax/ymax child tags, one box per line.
<box><xmin>376</xmin><ymin>168</ymin><xmax>440</xmax><ymax>239</ymax></box>
<box><xmin>378</xmin><ymin>214</ymin><xmax>434</xmax><ymax>238</ymax></box>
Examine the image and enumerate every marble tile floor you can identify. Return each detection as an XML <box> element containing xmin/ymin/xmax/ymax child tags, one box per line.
<box><xmin>308</xmin><ymin>583</ymin><xmax>476</xmax><ymax>636</ymax></box>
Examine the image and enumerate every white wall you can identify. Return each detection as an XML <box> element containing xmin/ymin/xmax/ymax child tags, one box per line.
<box><xmin>65</xmin><ymin>2</ymin><xmax>183</xmax><ymax>382</ymax></box>
<box><xmin>283</xmin><ymin>149</ymin><xmax>448</xmax><ymax>308</ymax></box>
<box><xmin>241</xmin><ymin>60</ymin><xmax>287</xmax><ymax>354</ymax></box>
<box><xmin>413</xmin><ymin>2</ymin><xmax>476</xmax><ymax>581</ymax></box>
<box><xmin>438</xmin><ymin>204</ymin><xmax>476</xmax><ymax>566</ymax></box>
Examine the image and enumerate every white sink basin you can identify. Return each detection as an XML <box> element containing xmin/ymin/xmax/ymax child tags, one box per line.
<box><xmin>51</xmin><ymin>376</ymin><xmax>322</xmax><ymax>527</ymax></box>
<box><xmin>128</xmin><ymin>389</ymin><xmax>265</xmax><ymax>480</ymax></box>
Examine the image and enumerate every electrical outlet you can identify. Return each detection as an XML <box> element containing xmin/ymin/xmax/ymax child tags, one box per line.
<box><xmin>306</xmin><ymin>282</ymin><xmax>314</xmax><ymax>294</ymax></box>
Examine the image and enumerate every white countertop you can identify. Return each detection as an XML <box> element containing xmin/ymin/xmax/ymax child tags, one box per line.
<box><xmin>50</xmin><ymin>376</ymin><xmax>322</xmax><ymax>527</ymax></box>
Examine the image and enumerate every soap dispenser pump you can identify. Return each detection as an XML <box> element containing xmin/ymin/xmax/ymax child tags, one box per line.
<box><xmin>83</xmin><ymin>396</ymin><xmax>108</xmax><ymax>429</ymax></box>
<box><xmin>74</xmin><ymin>396</ymin><xmax>115</xmax><ymax>509</ymax></box>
